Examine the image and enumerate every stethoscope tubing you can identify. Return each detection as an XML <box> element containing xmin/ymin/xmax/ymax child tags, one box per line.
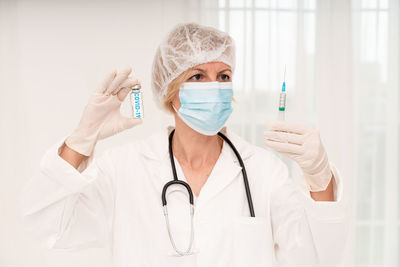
<box><xmin>217</xmin><ymin>131</ymin><xmax>255</xmax><ymax>217</ymax></box>
<box><xmin>162</xmin><ymin>129</ymin><xmax>255</xmax><ymax>217</ymax></box>
<box><xmin>161</xmin><ymin>129</ymin><xmax>255</xmax><ymax>256</ymax></box>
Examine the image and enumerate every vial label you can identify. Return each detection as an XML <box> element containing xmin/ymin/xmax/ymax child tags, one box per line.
<box><xmin>130</xmin><ymin>91</ymin><xmax>143</xmax><ymax>118</ymax></box>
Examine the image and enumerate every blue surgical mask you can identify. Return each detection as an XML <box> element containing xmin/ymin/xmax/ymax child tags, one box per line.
<box><xmin>174</xmin><ymin>81</ymin><xmax>233</xmax><ymax>136</ymax></box>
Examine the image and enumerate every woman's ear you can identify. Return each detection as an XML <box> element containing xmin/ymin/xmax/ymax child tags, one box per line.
<box><xmin>171</xmin><ymin>90</ymin><xmax>181</xmax><ymax>110</ymax></box>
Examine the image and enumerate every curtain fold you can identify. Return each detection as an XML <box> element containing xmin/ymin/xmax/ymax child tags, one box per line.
<box><xmin>199</xmin><ymin>0</ymin><xmax>400</xmax><ymax>265</ymax></box>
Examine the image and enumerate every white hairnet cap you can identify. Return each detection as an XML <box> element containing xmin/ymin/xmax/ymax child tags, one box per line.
<box><xmin>151</xmin><ymin>22</ymin><xmax>235</xmax><ymax>108</ymax></box>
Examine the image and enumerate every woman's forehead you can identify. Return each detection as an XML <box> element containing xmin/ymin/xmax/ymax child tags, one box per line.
<box><xmin>191</xmin><ymin>62</ymin><xmax>231</xmax><ymax>72</ymax></box>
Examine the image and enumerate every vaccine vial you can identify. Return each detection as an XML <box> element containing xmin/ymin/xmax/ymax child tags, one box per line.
<box><xmin>129</xmin><ymin>84</ymin><xmax>144</xmax><ymax>118</ymax></box>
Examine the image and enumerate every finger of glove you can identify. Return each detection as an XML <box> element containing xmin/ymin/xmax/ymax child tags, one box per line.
<box><xmin>264</xmin><ymin>140</ymin><xmax>304</xmax><ymax>154</ymax></box>
<box><xmin>115</xmin><ymin>78</ymin><xmax>140</xmax><ymax>100</ymax></box>
<box><xmin>263</xmin><ymin>130</ymin><xmax>304</xmax><ymax>145</ymax></box>
<box><xmin>95</xmin><ymin>69</ymin><xmax>117</xmax><ymax>94</ymax></box>
<box><xmin>106</xmin><ymin>67</ymin><xmax>132</xmax><ymax>95</ymax></box>
<box><xmin>266</xmin><ymin>120</ymin><xmax>312</xmax><ymax>135</ymax></box>
<box><xmin>111</xmin><ymin>75</ymin><xmax>137</xmax><ymax>96</ymax></box>
<box><xmin>118</xmin><ymin>77</ymin><xmax>140</xmax><ymax>90</ymax></box>
<box><xmin>116</xmin><ymin>87</ymin><xmax>130</xmax><ymax>102</ymax></box>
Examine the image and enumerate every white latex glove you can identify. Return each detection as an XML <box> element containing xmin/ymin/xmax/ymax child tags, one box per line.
<box><xmin>263</xmin><ymin>121</ymin><xmax>333</xmax><ymax>192</ymax></box>
<box><xmin>65</xmin><ymin>67</ymin><xmax>142</xmax><ymax>156</ymax></box>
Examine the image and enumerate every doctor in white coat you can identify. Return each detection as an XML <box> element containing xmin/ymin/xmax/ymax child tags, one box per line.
<box><xmin>20</xmin><ymin>23</ymin><xmax>348</xmax><ymax>267</ymax></box>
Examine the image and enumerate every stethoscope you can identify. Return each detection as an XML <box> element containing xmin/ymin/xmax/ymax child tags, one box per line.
<box><xmin>161</xmin><ymin>129</ymin><xmax>255</xmax><ymax>256</ymax></box>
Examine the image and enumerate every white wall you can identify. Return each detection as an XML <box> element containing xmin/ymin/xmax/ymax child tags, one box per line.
<box><xmin>0</xmin><ymin>1</ymin><xmax>200</xmax><ymax>266</ymax></box>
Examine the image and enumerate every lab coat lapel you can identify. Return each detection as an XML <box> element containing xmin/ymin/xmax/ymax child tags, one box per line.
<box><xmin>194</xmin><ymin>128</ymin><xmax>255</xmax><ymax>212</ymax></box>
<box><xmin>194</xmin><ymin>143</ymin><xmax>242</xmax><ymax>211</ymax></box>
<box><xmin>141</xmin><ymin>126</ymin><xmax>188</xmax><ymax>200</ymax></box>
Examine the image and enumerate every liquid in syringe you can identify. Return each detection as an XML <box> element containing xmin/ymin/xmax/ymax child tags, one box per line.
<box><xmin>278</xmin><ymin>65</ymin><xmax>286</xmax><ymax>121</ymax></box>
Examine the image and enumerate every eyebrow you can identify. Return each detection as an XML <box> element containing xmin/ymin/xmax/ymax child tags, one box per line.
<box><xmin>192</xmin><ymin>68</ymin><xmax>207</xmax><ymax>73</ymax></box>
<box><xmin>191</xmin><ymin>68</ymin><xmax>232</xmax><ymax>73</ymax></box>
<box><xmin>218</xmin><ymin>68</ymin><xmax>232</xmax><ymax>73</ymax></box>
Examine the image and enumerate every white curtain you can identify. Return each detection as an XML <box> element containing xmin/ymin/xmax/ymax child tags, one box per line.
<box><xmin>199</xmin><ymin>0</ymin><xmax>400</xmax><ymax>266</ymax></box>
<box><xmin>352</xmin><ymin>0</ymin><xmax>400</xmax><ymax>266</ymax></box>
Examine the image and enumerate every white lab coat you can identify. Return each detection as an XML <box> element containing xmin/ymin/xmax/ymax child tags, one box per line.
<box><xmin>19</xmin><ymin>126</ymin><xmax>348</xmax><ymax>267</ymax></box>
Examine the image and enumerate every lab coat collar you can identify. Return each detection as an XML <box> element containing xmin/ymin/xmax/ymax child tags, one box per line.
<box><xmin>139</xmin><ymin>126</ymin><xmax>255</xmax><ymax>211</ymax></box>
<box><xmin>140</xmin><ymin>126</ymin><xmax>255</xmax><ymax>163</ymax></box>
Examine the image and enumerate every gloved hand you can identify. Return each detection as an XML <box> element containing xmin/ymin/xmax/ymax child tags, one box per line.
<box><xmin>263</xmin><ymin>121</ymin><xmax>332</xmax><ymax>192</ymax></box>
<box><xmin>65</xmin><ymin>67</ymin><xmax>142</xmax><ymax>156</ymax></box>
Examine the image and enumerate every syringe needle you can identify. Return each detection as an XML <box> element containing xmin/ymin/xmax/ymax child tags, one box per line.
<box><xmin>283</xmin><ymin>64</ymin><xmax>286</xmax><ymax>83</ymax></box>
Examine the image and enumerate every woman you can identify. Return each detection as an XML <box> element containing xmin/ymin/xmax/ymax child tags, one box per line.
<box><xmin>20</xmin><ymin>23</ymin><xmax>348</xmax><ymax>267</ymax></box>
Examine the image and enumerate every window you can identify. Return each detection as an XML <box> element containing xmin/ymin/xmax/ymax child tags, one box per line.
<box><xmin>353</xmin><ymin>0</ymin><xmax>399</xmax><ymax>266</ymax></box>
<box><xmin>200</xmin><ymin>0</ymin><xmax>400</xmax><ymax>265</ymax></box>
<box><xmin>201</xmin><ymin>0</ymin><xmax>317</xmax><ymax>147</ymax></box>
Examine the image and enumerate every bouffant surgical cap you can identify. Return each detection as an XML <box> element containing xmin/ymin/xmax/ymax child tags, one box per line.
<box><xmin>151</xmin><ymin>22</ymin><xmax>235</xmax><ymax>108</ymax></box>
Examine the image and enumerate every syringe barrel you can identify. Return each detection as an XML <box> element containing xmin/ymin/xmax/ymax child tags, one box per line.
<box><xmin>279</xmin><ymin>92</ymin><xmax>286</xmax><ymax>111</ymax></box>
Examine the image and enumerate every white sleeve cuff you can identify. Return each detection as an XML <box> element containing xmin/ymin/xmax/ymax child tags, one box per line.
<box><xmin>297</xmin><ymin>162</ymin><xmax>345</xmax><ymax>221</ymax></box>
<box><xmin>40</xmin><ymin>135</ymin><xmax>97</xmax><ymax>194</ymax></box>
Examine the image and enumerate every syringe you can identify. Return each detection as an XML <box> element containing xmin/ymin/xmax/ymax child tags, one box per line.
<box><xmin>278</xmin><ymin>65</ymin><xmax>286</xmax><ymax>121</ymax></box>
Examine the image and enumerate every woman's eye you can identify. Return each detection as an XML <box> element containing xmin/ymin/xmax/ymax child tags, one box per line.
<box><xmin>220</xmin><ymin>74</ymin><xmax>230</xmax><ymax>81</ymax></box>
<box><xmin>190</xmin><ymin>74</ymin><xmax>202</xmax><ymax>81</ymax></box>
